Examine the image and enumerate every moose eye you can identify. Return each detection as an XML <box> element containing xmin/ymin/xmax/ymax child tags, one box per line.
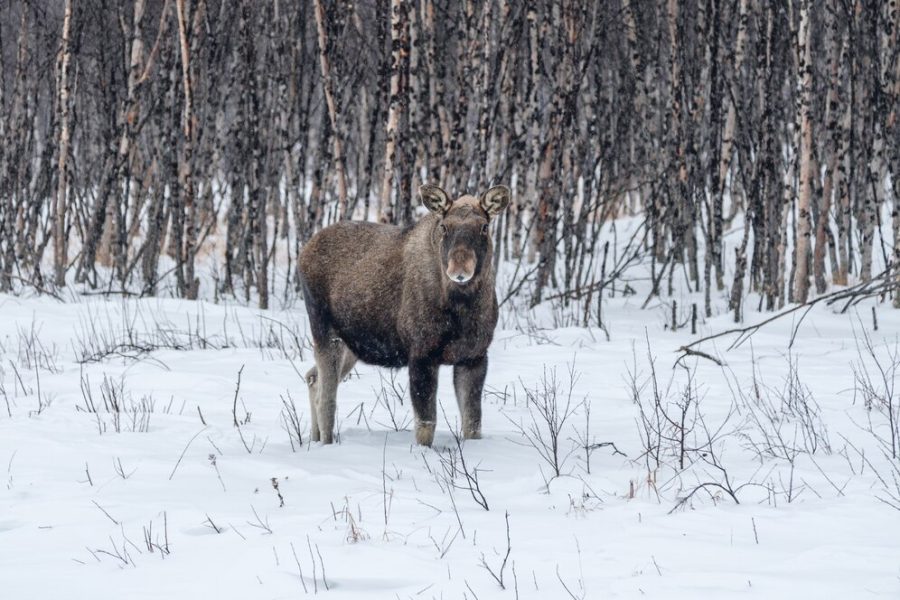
<box><xmin>481</xmin><ymin>223</ymin><xmax>489</xmax><ymax>236</ymax></box>
<box><xmin>440</xmin><ymin>224</ymin><xmax>448</xmax><ymax>235</ymax></box>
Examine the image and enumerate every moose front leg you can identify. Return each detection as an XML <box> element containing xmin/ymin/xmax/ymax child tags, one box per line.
<box><xmin>453</xmin><ymin>356</ymin><xmax>487</xmax><ymax>439</ymax></box>
<box><xmin>408</xmin><ymin>359</ymin><xmax>439</xmax><ymax>446</ymax></box>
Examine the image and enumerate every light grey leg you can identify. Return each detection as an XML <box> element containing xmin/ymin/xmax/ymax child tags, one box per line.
<box><xmin>305</xmin><ymin>365</ymin><xmax>320</xmax><ymax>442</ymax></box>
<box><xmin>312</xmin><ymin>337</ymin><xmax>344</xmax><ymax>444</ymax></box>
<box><xmin>307</xmin><ymin>346</ymin><xmax>355</xmax><ymax>443</ymax></box>
<box><xmin>453</xmin><ymin>357</ymin><xmax>487</xmax><ymax>439</ymax></box>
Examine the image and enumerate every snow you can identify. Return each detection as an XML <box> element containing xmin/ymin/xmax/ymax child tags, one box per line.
<box><xmin>1</xmin><ymin>275</ymin><xmax>900</xmax><ymax>598</ymax></box>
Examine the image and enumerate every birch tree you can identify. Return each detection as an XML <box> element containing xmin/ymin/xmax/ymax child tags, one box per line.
<box><xmin>0</xmin><ymin>0</ymin><xmax>897</xmax><ymax>312</ymax></box>
<box><xmin>379</xmin><ymin>0</ymin><xmax>407</xmax><ymax>224</ymax></box>
<box><xmin>314</xmin><ymin>0</ymin><xmax>349</xmax><ymax>219</ymax></box>
<box><xmin>793</xmin><ymin>0</ymin><xmax>814</xmax><ymax>303</ymax></box>
<box><xmin>52</xmin><ymin>0</ymin><xmax>74</xmax><ymax>287</ymax></box>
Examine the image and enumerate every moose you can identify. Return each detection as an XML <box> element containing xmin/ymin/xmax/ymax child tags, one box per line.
<box><xmin>298</xmin><ymin>184</ymin><xmax>511</xmax><ymax>445</ymax></box>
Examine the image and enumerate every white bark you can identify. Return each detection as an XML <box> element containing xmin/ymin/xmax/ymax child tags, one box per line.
<box><xmin>53</xmin><ymin>0</ymin><xmax>74</xmax><ymax>286</ymax></box>
<box><xmin>379</xmin><ymin>0</ymin><xmax>406</xmax><ymax>223</ymax></box>
<box><xmin>794</xmin><ymin>0</ymin><xmax>813</xmax><ymax>303</ymax></box>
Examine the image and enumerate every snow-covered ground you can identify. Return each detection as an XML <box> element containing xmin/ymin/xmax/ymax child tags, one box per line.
<box><xmin>2</xmin><ymin>268</ymin><xmax>899</xmax><ymax>598</ymax></box>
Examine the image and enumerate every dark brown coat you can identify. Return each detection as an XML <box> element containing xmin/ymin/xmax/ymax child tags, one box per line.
<box><xmin>299</xmin><ymin>185</ymin><xmax>510</xmax><ymax>445</ymax></box>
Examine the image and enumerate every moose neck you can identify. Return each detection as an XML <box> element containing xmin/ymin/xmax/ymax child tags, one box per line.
<box><xmin>444</xmin><ymin>276</ymin><xmax>482</xmax><ymax>305</ymax></box>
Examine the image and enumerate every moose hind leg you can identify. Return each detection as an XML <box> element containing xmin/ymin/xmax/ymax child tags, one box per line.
<box><xmin>453</xmin><ymin>357</ymin><xmax>487</xmax><ymax>439</ymax></box>
<box><xmin>408</xmin><ymin>359</ymin><xmax>439</xmax><ymax>446</ymax></box>
<box><xmin>313</xmin><ymin>337</ymin><xmax>344</xmax><ymax>444</ymax></box>
<box><xmin>305</xmin><ymin>366</ymin><xmax>320</xmax><ymax>442</ymax></box>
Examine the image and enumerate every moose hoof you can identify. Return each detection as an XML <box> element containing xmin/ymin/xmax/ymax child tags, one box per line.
<box><xmin>463</xmin><ymin>429</ymin><xmax>482</xmax><ymax>440</ymax></box>
<box><xmin>415</xmin><ymin>421</ymin><xmax>436</xmax><ymax>446</ymax></box>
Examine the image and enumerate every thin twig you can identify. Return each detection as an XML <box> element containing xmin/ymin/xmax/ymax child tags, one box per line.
<box><xmin>232</xmin><ymin>365</ymin><xmax>245</xmax><ymax>428</ymax></box>
<box><xmin>169</xmin><ymin>427</ymin><xmax>207</xmax><ymax>480</ymax></box>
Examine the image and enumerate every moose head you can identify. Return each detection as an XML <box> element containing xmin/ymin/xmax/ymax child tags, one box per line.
<box><xmin>419</xmin><ymin>184</ymin><xmax>511</xmax><ymax>287</ymax></box>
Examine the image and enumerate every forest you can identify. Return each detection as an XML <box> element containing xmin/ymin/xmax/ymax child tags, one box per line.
<box><xmin>4</xmin><ymin>3</ymin><xmax>900</xmax><ymax>596</ymax></box>
<box><xmin>0</xmin><ymin>0</ymin><xmax>897</xmax><ymax>316</ymax></box>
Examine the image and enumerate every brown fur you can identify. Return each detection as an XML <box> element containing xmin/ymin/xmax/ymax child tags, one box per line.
<box><xmin>299</xmin><ymin>185</ymin><xmax>510</xmax><ymax>444</ymax></box>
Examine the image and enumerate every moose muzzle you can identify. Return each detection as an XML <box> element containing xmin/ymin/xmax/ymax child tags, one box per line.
<box><xmin>446</xmin><ymin>248</ymin><xmax>476</xmax><ymax>284</ymax></box>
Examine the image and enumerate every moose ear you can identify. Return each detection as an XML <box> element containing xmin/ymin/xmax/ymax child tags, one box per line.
<box><xmin>480</xmin><ymin>185</ymin><xmax>511</xmax><ymax>218</ymax></box>
<box><xmin>419</xmin><ymin>184</ymin><xmax>451</xmax><ymax>215</ymax></box>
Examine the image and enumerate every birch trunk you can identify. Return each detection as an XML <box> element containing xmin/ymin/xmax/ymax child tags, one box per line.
<box><xmin>525</xmin><ymin>1</ymin><xmax>541</xmax><ymax>263</ymax></box>
<box><xmin>379</xmin><ymin>0</ymin><xmax>406</xmax><ymax>224</ymax></box>
<box><xmin>834</xmin><ymin>28</ymin><xmax>852</xmax><ymax>286</ymax></box>
<box><xmin>886</xmin><ymin>1</ymin><xmax>900</xmax><ymax>306</ymax></box>
<box><xmin>314</xmin><ymin>0</ymin><xmax>348</xmax><ymax>219</ymax></box>
<box><xmin>716</xmin><ymin>0</ymin><xmax>750</xmax><ymax>261</ymax></box>
<box><xmin>816</xmin><ymin>0</ymin><xmax>844</xmax><ymax>293</ymax></box>
<box><xmin>175</xmin><ymin>0</ymin><xmax>199</xmax><ymax>299</ymax></box>
<box><xmin>396</xmin><ymin>0</ymin><xmax>413</xmax><ymax>225</ymax></box>
<box><xmin>53</xmin><ymin>0</ymin><xmax>74</xmax><ymax>287</ymax></box>
<box><xmin>793</xmin><ymin>0</ymin><xmax>813</xmax><ymax>303</ymax></box>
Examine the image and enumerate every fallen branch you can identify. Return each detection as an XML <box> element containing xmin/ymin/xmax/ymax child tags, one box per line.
<box><xmin>680</xmin><ymin>268</ymin><xmax>895</xmax><ymax>353</ymax></box>
<box><xmin>674</xmin><ymin>347</ymin><xmax>725</xmax><ymax>367</ymax></box>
